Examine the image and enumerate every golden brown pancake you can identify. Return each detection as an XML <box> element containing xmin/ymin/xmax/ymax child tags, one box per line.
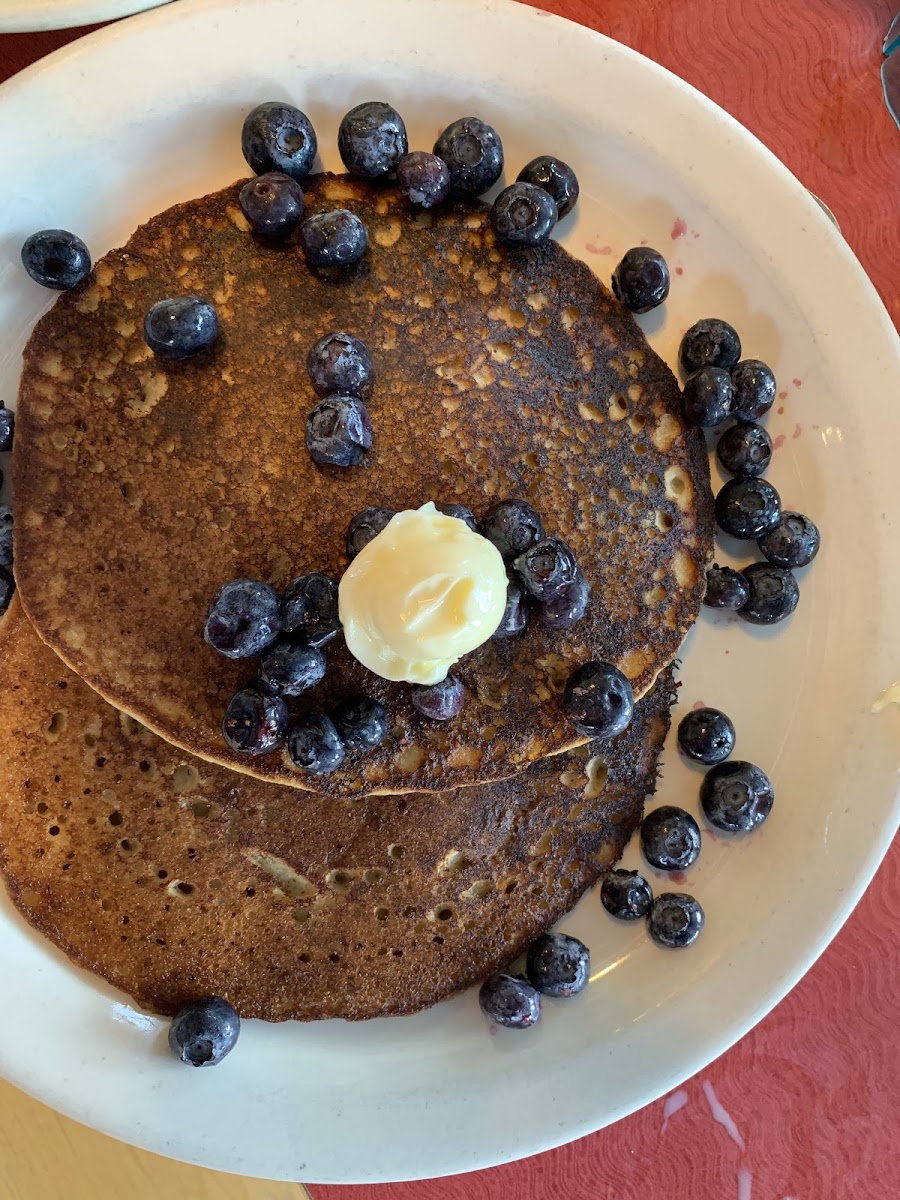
<box><xmin>13</xmin><ymin>173</ymin><xmax>711</xmax><ymax>796</ymax></box>
<box><xmin>0</xmin><ymin>598</ymin><xmax>674</xmax><ymax>1021</ymax></box>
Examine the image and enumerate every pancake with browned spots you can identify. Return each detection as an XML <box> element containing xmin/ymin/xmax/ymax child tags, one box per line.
<box><xmin>13</xmin><ymin>173</ymin><xmax>711</xmax><ymax>796</ymax></box>
<box><xmin>0</xmin><ymin>598</ymin><xmax>673</xmax><ymax>1021</ymax></box>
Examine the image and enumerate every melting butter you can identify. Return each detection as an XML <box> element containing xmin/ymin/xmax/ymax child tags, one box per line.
<box><xmin>339</xmin><ymin>502</ymin><xmax>507</xmax><ymax>685</ymax></box>
<box><xmin>872</xmin><ymin>681</ymin><xmax>900</xmax><ymax>713</ymax></box>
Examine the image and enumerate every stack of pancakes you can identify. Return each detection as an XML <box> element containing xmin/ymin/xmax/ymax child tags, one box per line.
<box><xmin>2</xmin><ymin>175</ymin><xmax>713</xmax><ymax>1020</ymax></box>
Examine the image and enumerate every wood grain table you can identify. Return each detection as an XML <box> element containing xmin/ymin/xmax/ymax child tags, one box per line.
<box><xmin>1</xmin><ymin>2</ymin><xmax>898</xmax><ymax>1197</ymax></box>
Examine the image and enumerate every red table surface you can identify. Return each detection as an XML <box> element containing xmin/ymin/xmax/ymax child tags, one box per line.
<box><xmin>2</xmin><ymin>2</ymin><xmax>899</xmax><ymax>1197</ymax></box>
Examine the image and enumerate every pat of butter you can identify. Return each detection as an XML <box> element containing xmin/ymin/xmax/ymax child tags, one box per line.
<box><xmin>339</xmin><ymin>502</ymin><xmax>507</xmax><ymax>685</ymax></box>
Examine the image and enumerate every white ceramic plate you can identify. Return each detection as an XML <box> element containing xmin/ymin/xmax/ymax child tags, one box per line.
<box><xmin>0</xmin><ymin>0</ymin><xmax>898</xmax><ymax>1184</ymax></box>
<box><xmin>0</xmin><ymin>0</ymin><xmax>168</xmax><ymax>33</ymax></box>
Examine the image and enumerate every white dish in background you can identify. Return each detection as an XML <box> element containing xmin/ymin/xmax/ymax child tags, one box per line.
<box><xmin>0</xmin><ymin>0</ymin><xmax>168</xmax><ymax>32</ymax></box>
<box><xmin>0</xmin><ymin>0</ymin><xmax>898</xmax><ymax>1184</ymax></box>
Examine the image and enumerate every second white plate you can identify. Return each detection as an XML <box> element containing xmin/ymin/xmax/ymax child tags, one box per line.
<box><xmin>0</xmin><ymin>0</ymin><xmax>168</xmax><ymax>32</ymax></box>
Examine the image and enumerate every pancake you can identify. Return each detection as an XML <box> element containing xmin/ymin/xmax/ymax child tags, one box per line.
<box><xmin>13</xmin><ymin>172</ymin><xmax>712</xmax><ymax>796</ymax></box>
<box><xmin>0</xmin><ymin>597</ymin><xmax>674</xmax><ymax>1021</ymax></box>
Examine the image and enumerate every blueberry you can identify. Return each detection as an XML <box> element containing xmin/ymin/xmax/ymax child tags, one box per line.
<box><xmin>300</xmin><ymin>210</ymin><xmax>368</xmax><ymax>268</ymax></box>
<box><xmin>677</xmin><ymin>707</ymin><xmax>735</xmax><ymax>765</ymax></box>
<box><xmin>144</xmin><ymin>296</ymin><xmax>218</xmax><ymax>361</ymax></box>
<box><xmin>700</xmin><ymin>760</ymin><xmax>774</xmax><ymax>832</ymax></box>
<box><xmin>512</xmin><ymin>536</ymin><xmax>578</xmax><ymax>601</ymax></box>
<box><xmin>0</xmin><ymin>405</ymin><xmax>13</xmax><ymax>453</ymax></box>
<box><xmin>434</xmin><ymin>116</ymin><xmax>504</xmax><ymax>198</ymax></box>
<box><xmin>204</xmin><ymin>579</ymin><xmax>282</xmax><ymax>659</ymax></box>
<box><xmin>564</xmin><ymin>661</ymin><xmax>634</xmax><ymax>738</ymax></box>
<box><xmin>287</xmin><ymin>714</ymin><xmax>345</xmax><ymax>775</ymax></box>
<box><xmin>516</xmin><ymin>155</ymin><xmax>579</xmax><ymax>219</ymax></box>
<box><xmin>640</xmin><ymin>805</ymin><xmax>701</xmax><ymax>871</ymax></box>
<box><xmin>347</xmin><ymin>506</ymin><xmax>395</xmax><ymax>559</ymax></box>
<box><xmin>0</xmin><ymin>565</ymin><xmax>15</xmax><ymax>612</ymax></box>
<box><xmin>600</xmin><ymin>869</ymin><xmax>653</xmax><ymax>920</ymax></box>
<box><xmin>480</xmin><ymin>499</ymin><xmax>543</xmax><ymax>561</ymax></box>
<box><xmin>222</xmin><ymin>684</ymin><xmax>289</xmax><ymax>755</ymax></box>
<box><xmin>526</xmin><ymin>932</ymin><xmax>589</xmax><ymax>997</ymax></box>
<box><xmin>338</xmin><ymin>101</ymin><xmax>408</xmax><ymax>180</ymax></box>
<box><xmin>332</xmin><ymin>696</ymin><xmax>389</xmax><ymax>752</ymax></box>
<box><xmin>21</xmin><ymin>229</ymin><xmax>91</xmax><ymax>290</ymax></box>
<box><xmin>396</xmin><ymin>151</ymin><xmax>451</xmax><ymax>208</ymax></box>
<box><xmin>715</xmin><ymin>477</ymin><xmax>782</xmax><ymax>539</ymax></box>
<box><xmin>731</xmin><ymin>359</ymin><xmax>776</xmax><ymax>421</ymax></box>
<box><xmin>241</xmin><ymin>102</ymin><xmax>317</xmax><ymax>182</ymax></box>
<box><xmin>168</xmin><ymin>996</ymin><xmax>240</xmax><ymax>1067</ymax></box>
<box><xmin>648</xmin><ymin>893</ymin><xmax>704</xmax><ymax>948</ymax></box>
<box><xmin>282</xmin><ymin>573</ymin><xmax>341</xmax><ymax>647</ymax></box>
<box><xmin>437</xmin><ymin>502</ymin><xmax>478</xmax><ymax>531</ymax></box>
<box><xmin>479</xmin><ymin>973</ymin><xmax>541</xmax><ymax>1029</ymax></box>
<box><xmin>738</xmin><ymin>562</ymin><xmax>799</xmax><ymax>625</ymax></box>
<box><xmin>679</xmin><ymin>318</ymin><xmax>742</xmax><ymax>374</ymax></box>
<box><xmin>239</xmin><ymin>172</ymin><xmax>305</xmax><ymax>239</ymax></box>
<box><xmin>306</xmin><ymin>331</ymin><xmax>373</xmax><ymax>398</ymax></box>
<box><xmin>682</xmin><ymin>366</ymin><xmax>733</xmax><ymax>428</ymax></box>
<box><xmin>258</xmin><ymin>640</ymin><xmax>326</xmax><ymax>697</ymax></box>
<box><xmin>611</xmin><ymin>247</ymin><xmax>670</xmax><ymax>314</ymax></box>
<box><xmin>716</xmin><ymin>421</ymin><xmax>773</xmax><ymax>479</ymax></box>
<box><xmin>492</xmin><ymin>576</ymin><xmax>529</xmax><ymax>639</ymax></box>
<box><xmin>306</xmin><ymin>395</ymin><xmax>373</xmax><ymax>467</ymax></box>
<box><xmin>757</xmin><ymin>512</ymin><xmax>820</xmax><ymax>569</ymax></box>
<box><xmin>538</xmin><ymin>570</ymin><xmax>590</xmax><ymax>630</ymax></box>
<box><xmin>412</xmin><ymin>674</ymin><xmax>464</xmax><ymax>720</ymax></box>
<box><xmin>703</xmin><ymin>564</ymin><xmax>750</xmax><ymax>610</ymax></box>
<box><xmin>490</xmin><ymin>182</ymin><xmax>557</xmax><ymax>247</ymax></box>
<box><xmin>0</xmin><ymin>505</ymin><xmax>13</xmax><ymax>569</ymax></box>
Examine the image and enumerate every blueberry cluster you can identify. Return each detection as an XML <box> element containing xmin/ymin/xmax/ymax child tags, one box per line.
<box><xmin>205</xmin><ymin>494</ymin><xmax>597</xmax><ymax>766</ymax></box>
<box><xmin>673</xmin><ymin>319</ymin><xmax>821</xmax><ymax>625</ymax></box>
<box><xmin>486</xmin><ymin>155</ymin><xmax>579</xmax><ymax>248</ymax></box>
<box><xmin>204</xmin><ymin>574</ymin><xmax>386</xmax><ymax>776</ymax></box>
<box><xmin>601</xmin><ymin>705</ymin><xmax>774</xmax><ymax>951</ymax></box>
<box><xmin>240</xmin><ymin>101</ymin><xmax>369</xmax><ymax>266</ymax></box>
<box><xmin>678</xmin><ymin>706</ymin><xmax>775</xmax><ymax>833</ymax></box>
<box><xmin>238</xmin><ymin>101</ymin><xmax>581</xmax><ymax>266</ymax></box>
<box><xmin>604</xmin><ymin>838</ymin><xmax>706</xmax><ymax>949</ymax></box>
<box><xmin>242</xmin><ymin>100</ymin><xmax>580</xmax><ymax>257</ymax></box>
<box><xmin>478</xmin><ymin>931</ymin><xmax>589</xmax><ymax>1030</ymax></box>
<box><xmin>305</xmin><ymin>331</ymin><xmax>374</xmax><ymax>467</ymax></box>
<box><xmin>480</xmin><ymin>498</ymin><xmax>591</xmax><ymax>632</ymax></box>
<box><xmin>608</xmin><ymin>260</ymin><xmax>822</xmax><ymax>625</ymax></box>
